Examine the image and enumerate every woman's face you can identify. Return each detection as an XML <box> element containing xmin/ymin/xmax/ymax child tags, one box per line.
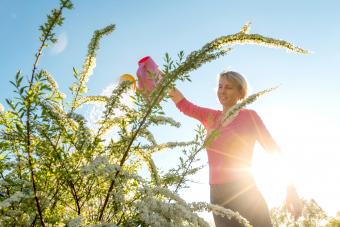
<box><xmin>217</xmin><ymin>76</ymin><xmax>242</xmax><ymax>108</ymax></box>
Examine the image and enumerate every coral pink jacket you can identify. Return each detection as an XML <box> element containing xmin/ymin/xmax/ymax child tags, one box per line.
<box><xmin>176</xmin><ymin>98</ymin><xmax>278</xmax><ymax>184</ymax></box>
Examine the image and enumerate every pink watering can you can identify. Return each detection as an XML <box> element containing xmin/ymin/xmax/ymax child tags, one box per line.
<box><xmin>136</xmin><ymin>56</ymin><xmax>163</xmax><ymax>101</ymax></box>
<box><xmin>119</xmin><ymin>56</ymin><xmax>163</xmax><ymax>102</ymax></box>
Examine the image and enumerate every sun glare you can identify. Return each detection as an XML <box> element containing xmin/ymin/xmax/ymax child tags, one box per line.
<box><xmin>251</xmin><ymin>145</ymin><xmax>292</xmax><ymax>208</ymax></box>
<box><xmin>252</xmin><ymin>109</ymin><xmax>340</xmax><ymax>216</ymax></box>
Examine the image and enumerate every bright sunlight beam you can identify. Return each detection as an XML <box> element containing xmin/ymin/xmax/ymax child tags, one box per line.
<box><xmin>252</xmin><ymin>108</ymin><xmax>340</xmax><ymax>216</ymax></box>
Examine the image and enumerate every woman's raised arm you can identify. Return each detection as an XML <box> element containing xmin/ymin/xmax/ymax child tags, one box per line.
<box><xmin>167</xmin><ymin>87</ymin><xmax>219</xmax><ymax>128</ymax></box>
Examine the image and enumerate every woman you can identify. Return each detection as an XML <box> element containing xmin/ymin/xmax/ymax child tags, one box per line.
<box><xmin>168</xmin><ymin>71</ymin><xmax>280</xmax><ymax>227</ymax></box>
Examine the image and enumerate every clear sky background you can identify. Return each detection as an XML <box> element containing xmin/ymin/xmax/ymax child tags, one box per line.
<box><xmin>1</xmin><ymin>0</ymin><xmax>340</xmax><ymax>222</ymax></box>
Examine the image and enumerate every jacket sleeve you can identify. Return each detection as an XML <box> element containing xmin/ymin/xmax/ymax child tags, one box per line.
<box><xmin>176</xmin><ymin>98</ymin><xmax>217</xmax><ymax>128</ymax></box>
<box><xmin>249</xmin><ymin>110</ymin><xmax>280</xmax><ymax>153</ymax></box>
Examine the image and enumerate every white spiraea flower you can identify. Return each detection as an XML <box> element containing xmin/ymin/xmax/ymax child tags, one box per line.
<box><xmin>80</xmin><ymin>56</ymin><xmax>96</xmax><ymax>84</ymax></box>
<box><xmin>136</xmin><ymin>197</ymin><xmax>209</xmax><ymax>227</ymax></box>
<box><xmin>0</xmin><ymin>191</ymin><xmax>25</xmax><ymax>209</ymax></box>
<box><xmin>190</xmin><ymin>202</ymin><xmax>252</xmax><ymax>227</ymax></box>
<box><xmin>68</xmin><ymin>216</ymin><xmax>83</xmax><ymax>227</ymax></box>
<box><xmin>80</xmin><ymin>155</ymin><xmax>120</xmax><ymax>178</ymax></box>
<box><xmin>89</xmin><ymin>224</ymin><xmax>118</xmax><ymax>227</ymax></box>
<box><xmin>135</xmin><ymin>186</ymin><xmax>211</xmax><ymax>226</ymax></box>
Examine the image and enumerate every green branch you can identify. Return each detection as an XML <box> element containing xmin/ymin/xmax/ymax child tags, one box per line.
<box><xmin>24</xmin><ymin>1</ymin><xmax>73</xmax><ymax>225</ymax></box>
<box><xmin>70</xmin><ymin>25</ymin><xmax>115</xmax><ymax>113</ymax></box>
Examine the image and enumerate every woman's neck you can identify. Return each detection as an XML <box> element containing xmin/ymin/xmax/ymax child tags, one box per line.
<box><xmin>222</xmin><ymin>104</ymin><xmax>233</xmax><ymax>114</ymax></box>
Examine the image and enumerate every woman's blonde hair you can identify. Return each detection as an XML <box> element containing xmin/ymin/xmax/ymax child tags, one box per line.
<box><xmin>219</xmin><ymin>70</ymin><xmax>248</xmax><ymax>100</ymax></box>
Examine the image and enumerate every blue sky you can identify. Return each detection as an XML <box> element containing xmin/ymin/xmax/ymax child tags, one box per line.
<box><xmin>1</xmin><ymin>0</ymin><xmax>340</xmax><ymax>220</ymax></box>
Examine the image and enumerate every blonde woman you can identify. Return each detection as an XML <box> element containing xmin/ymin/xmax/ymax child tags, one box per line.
<box><xmin>169</xmin><ymin>71</ymin><xmax>280</xmax><ymax>227</ymax></box>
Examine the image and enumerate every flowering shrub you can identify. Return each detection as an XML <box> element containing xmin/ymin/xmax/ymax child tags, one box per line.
<box><xmin>270</xmin><ymin>199</ymin><xmax>340</xmax><ymax>227</ymax></box>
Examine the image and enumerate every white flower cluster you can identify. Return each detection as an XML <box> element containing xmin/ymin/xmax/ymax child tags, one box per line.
<box><xmin>89</xmin><ymin>223</ymin><xmax>118</xmax><ymax>227</ymax></box>
<box><xmin>75</xmin><ymin>96</ymin><xmax>109</xmax><ymax>109</ymax></box>
<box><xmin>80</xmin><ymin>155</ymin><xmax>120</xmax><ymax>178</ymax></box>
<box><xmin>41</xmin><ymin>70</ymin><xmax>65</xmax><ymax>100</ymax></box>
<box><xmin>190</xmin><ymin>202</ymin><xmax>251</xmax><ymax>227</ymax></box>
<box><xmin>149</xmin><ymin>186</ymin><xmax>187</xmax><ymax>206</ymax></box>
<box><xmin>68</xmin><ymin>216</ymin><xmax>83</xmax><ymax>227</ymax></box>
<box><xmin>81</xmin><ymin>56</ymin><xmax>96</xmax><ymax>84</ymax></box>
<box><xmin>135</xmin><ymin>200</ymin><xmax>170</xmax><ymax>227</ymax></box>
<box><xmin>0</xmin><ymin>209</ymin><xmax>30</xmax><ymax>225</ymax></box>
<box><xmin>142</xmin><ymin>141</ymin><xmax>194</xmax><ymax>152</ymax></box>
<box><xmin>0</xmin><ymin>103</ymin><xmax>4</xmax><ymax>112</ymax></box>
<box><xmin>0</xmin><ymin>191</ymin><xmax>25</xmax><ymax>209</ymax></box>
<box><xmin>0</xmin><ymin>178</ymin><xmax>30</xmax><ymax>189</ymax></box>
<box><xmin>69</xmin><ymin>82</ymin><xmax>80</xmax><ymax>94</ymax></box>
<box><xmin>136</xmin><ymin>197</ymin><xmax>208</xmax><ymax>227</ymax></box>
<box><xmin>135</xmin><ymin>186</ymin><xmax>209</xmax><ymax>227</ymax></box>
<box><xmin>40</xmin><ymin>100</ymin><xmax>79</xmax><ymax>131</ymax></box>
<box><xmin>53</xmin><ymin>104</ymin><xmax>79</xmax><ymax>131</ymax></box>
<box><xmin>149</xmin><ymin>116</ymin><xmax>181</xmax><ymax>128</ymax></box>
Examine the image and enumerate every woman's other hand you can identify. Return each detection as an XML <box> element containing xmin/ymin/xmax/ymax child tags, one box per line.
<box><xmin>286</xmin><ymin>183</ymin><xmax>303</xmax><ymax>220</ymax></box>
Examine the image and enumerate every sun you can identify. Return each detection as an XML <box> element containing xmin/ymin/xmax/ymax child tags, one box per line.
<box><xmin>251</xmin><ymin>144</ymin><xmax>294</xmax><ymax>209</ymax></box>
<box><xmin>251</xmin><ymin>109</ymin><xmax>340</xmax><ymax>216</ymax></box>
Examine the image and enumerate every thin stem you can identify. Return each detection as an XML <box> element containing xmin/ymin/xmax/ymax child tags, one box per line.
<box><xmin>25</xmin><ymin>4</ymin><xmax>66</xmax><ymax>226</ymax></box>
<box><xmin>41</xmin><ymin>128</ymin><xmax>82</xmax><ymax>214</ymax></box>
<box><xmin>173</xmin><ymin>147</ymin><xmax>204</xmax><ymax>194</ymax></box>
<box><xmin>97</xmin><ymin>78</ymin><xmax>172</xmax><ymax>221</ymax></box>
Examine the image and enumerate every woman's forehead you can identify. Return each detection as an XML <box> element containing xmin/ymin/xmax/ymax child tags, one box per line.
<box><xmin>218</xmin><ymin>77</ymin><xmax>237</xmax><ymax>85</ymax></box>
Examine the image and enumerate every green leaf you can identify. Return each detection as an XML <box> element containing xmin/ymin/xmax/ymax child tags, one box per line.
<box><xmin>19</xmin><ymin>87</ymin><xmax>26</xmax><ymax>95</ymax></box>
<box><xmin>73</xmin><ymin>67</ymin><xmax>78</xmax><ymax>78</ymax></box>
<box><xmin>10</xmin><ymin>81</ymin><xmax>17</xmax><ymax>88</ymax></box>
<box><xmin>17</xmin><ymin>76</ymin><xmax>23</xmax><ymax>87</ymax></box>
<box><xmin>15</xmin><ymin>123</ymin><xmax>23</xmax><ymax>134</ymax></box>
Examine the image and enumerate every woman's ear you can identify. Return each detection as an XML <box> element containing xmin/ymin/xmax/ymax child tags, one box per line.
<box><xmin>237</xmin><ymin>90</ymin><xmax>243</xmax><ymax>101</ymax></box>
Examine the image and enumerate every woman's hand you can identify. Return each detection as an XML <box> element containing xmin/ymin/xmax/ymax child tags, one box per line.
<box><xmin>168</xmin><ymin>87</ymin><xmax>184</xmax><ymax>104</ymax></box>
<box><xmin>285</xmin><ymin>183</ymin><xmax>303</xmax><ymax>220</ymax></box>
